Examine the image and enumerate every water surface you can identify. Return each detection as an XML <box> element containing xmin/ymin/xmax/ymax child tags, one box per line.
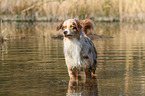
<box><xmin>0</xmin><ymin>22</ymin><xmax>145</xmax><ymax>96</ymax></box>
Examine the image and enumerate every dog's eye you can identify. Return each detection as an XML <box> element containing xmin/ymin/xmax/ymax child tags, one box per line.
<box><xmin>70</xmin><ymin>25</ymin><xmax>73</xmax><ymax>27</ymax></box>
<box><xmin>62</xmin><ymin>26</ymin><xmax>67</xmax><ymax>30</ymax></box>
<box><xmin>70</xmin><ymin>25</ymin><xmax>76</xmax><ymax>29</ymax></box>
<box><xmin>70</xmin><ymin>25</ymin><xmax>76</xmax><ymax>30</ymax></box>
<box><xmin>73</xmin><ymin>27</ymin><xmax>77</xmax><ymax>29</ymax></box>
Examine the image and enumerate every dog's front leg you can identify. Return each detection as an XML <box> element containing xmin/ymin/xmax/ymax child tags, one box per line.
<box><xmin>85</xmin><ymin>66</ymin><xmax>92</xmax><ymax>79</ymax></box>
<box><xmin>68</xmin><ymin>68</ymin><xmax>76</xmax><ymax>80</ymax></box>
<box><xmin>66</xmin><ymin>60</ymin><xmax>76</xmax><ymax>79</ymax></box>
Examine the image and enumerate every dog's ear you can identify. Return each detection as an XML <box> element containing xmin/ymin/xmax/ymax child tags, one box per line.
<box><xmin>81</xmin><ymin>19</ymin><xmax>95</xmax><ymax>34</ymax></box>
<box><xmin>74</xmin><ymin>19</ymin><xmax>82</xmax><ymax>32</ymax></box>
<box><xmin>83</xmin><ymin>23</ymin><xmax>93</xmax><ymax>34</ymax></box>
<box><xmin>57</xmin><ymin>21</ymin><xmax>64</xmax><ymax>31</ymax></box>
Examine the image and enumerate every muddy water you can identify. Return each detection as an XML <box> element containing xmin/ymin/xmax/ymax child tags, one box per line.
<box><xmin>0</xmin><ymin>22</ymin><xmax>145</xmax><ymax>96</ymax></box>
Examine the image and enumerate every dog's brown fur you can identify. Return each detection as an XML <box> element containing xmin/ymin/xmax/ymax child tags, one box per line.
<box><xmin>57</xmin><ymin>19</ymin><xmax>97</xmax><ymax>79</ymax></box>
<box><xmin>80</xmin><ymin>19</ymin><xmax>95</xmax><ymax>35</ymax></box>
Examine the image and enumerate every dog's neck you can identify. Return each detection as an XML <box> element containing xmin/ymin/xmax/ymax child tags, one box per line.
<box><xmin>80</xmin><ymin>29</ymin><xmax>86</xmax><ymax>38</ymax></box>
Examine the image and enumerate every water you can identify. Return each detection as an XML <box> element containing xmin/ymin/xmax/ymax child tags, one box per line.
<box><xmin>0</xmin><ymin>22</ymin><xmax>145</xmax><ymax>96</ymax></box>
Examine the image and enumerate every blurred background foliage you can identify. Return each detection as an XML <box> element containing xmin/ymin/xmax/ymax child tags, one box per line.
<box><xmin>0</xmin><ymin>0</ymin><xmax>145</xmax><ymax>22</ymax></box>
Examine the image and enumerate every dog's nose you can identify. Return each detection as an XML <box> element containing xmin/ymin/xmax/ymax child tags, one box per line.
<box><xmin>63</xmin><ymin>31</ymin><xmax>68</xmax><ymax>35</ymax></box>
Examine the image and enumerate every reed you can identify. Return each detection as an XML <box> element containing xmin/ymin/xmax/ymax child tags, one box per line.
<box><xmin>0</xmin><ymin>20</ymin><xmax>7</xmax><ymax>42</ymax></box>
<box><xmin>0</xmin><ymin>0</ymin><xmax>145</xmax><ymax>22</ymax></box>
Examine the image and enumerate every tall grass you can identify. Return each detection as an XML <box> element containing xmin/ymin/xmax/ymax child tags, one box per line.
<box><xmin>0</xmin><ymin>0</ymin><xmax>145</xmax><ymax>22</ymax></box>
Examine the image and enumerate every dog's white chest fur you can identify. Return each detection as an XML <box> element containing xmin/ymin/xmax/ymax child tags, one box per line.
<box><xmin>64</xmin><ymin>38</ymin><xmax>84</xmax><ymax>68</ymax></box>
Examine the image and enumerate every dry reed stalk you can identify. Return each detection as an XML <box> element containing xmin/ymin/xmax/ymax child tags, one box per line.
<box><xmin>0</xmin><ymin>20</ymin><xmax>4</xmax><ymax>42</ymax></box>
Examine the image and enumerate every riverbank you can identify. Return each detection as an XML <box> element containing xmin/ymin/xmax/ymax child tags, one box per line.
<box><xmin>0</xmin><ymin>16</ymin><xmax>119</xmax><ymax>22</ymax></box>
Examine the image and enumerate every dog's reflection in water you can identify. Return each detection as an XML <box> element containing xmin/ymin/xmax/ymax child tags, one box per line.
<box><xmin>66</xmin><ymin>79</ymin><xmax>98</xmax><ymax>96</ymax></box>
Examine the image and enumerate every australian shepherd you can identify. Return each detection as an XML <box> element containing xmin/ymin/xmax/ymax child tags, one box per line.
<box><xmin>57</xmin><ymin>19</ymin><xmax>97</xmax><ymax>79</ymax></box>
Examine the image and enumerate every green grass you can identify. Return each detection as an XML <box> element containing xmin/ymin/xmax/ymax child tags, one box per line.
<box><xmin>0</xmin><ymin>0</ymin><xmax>145</xmax><ymax>22</ymax></box>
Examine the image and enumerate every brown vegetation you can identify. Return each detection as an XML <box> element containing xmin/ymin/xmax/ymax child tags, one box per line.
<box><xmin>0</xmin><ymin>0</ymin><xmax>145</xmax><ymax>22</ymax></box>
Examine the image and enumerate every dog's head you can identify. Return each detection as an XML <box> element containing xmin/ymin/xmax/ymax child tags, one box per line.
<box><xmin>57</xmin><ymin>19</ymin><xmax>82</xmax><ymax>39</ymax></box>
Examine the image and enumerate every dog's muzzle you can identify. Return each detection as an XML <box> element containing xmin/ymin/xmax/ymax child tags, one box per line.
<box><xmin>63</xmin><ymin>30</ymin><xmax>72</xmax><ymax>37</ymax></box>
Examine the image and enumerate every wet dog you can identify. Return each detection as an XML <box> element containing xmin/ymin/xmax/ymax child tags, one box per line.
<box><xmin>57</xmin><ymin>19</ymin><xmax>97</xmax><ymax>79</ymax></box>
